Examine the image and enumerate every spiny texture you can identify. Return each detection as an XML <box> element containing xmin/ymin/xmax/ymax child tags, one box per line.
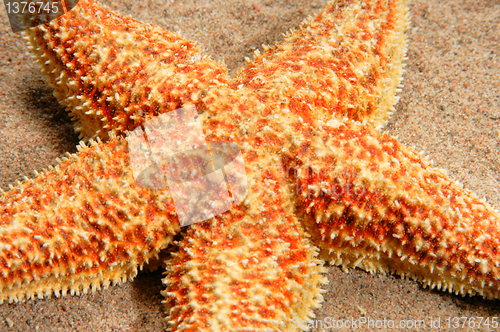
<box><xmin>237</xmin><ymin>0</ymin><xmax>408</xmax><ymax>128</ymax></box>
<box><xmin>285</xmin><ymin>118</ymin><xmax>500</xmax><ymax>299</ymax></box>
<box><xmin>0</xmin><ymin>0</ymin><xmax>498</xmax><ymax>331</ymax></box>
<box><xmin>21</xmin><ymin>1</ymin><xmax>329</xmax><ymax>328</ymax></box>
<box><xmin>24</xmin><ymin>0</ymin><xmax>229</xmax><ymax>140</ymax></box>
<box><xmin>163</xmin><ymin>173</ymin><xmax>326</xmax><ymax>331</ymax></box>
<box><xmin>0</xmin><ymin>137</ymin><xmax>179</xmax><ymax>303</ymax></box>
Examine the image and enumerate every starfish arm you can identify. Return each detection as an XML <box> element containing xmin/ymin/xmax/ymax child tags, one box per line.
<box><xmin>162</xmin><ymin>166</ymin><xmax>326</xmax><ymax>331</ymax></box>
<box><xmin>236</xmin><ymin>0</ymin><xmax>409</xmax><ymax>128</ymax></box>
<box><xmin>163</xmin><ymin>214</ymin><xmax>326</xmax><ymax>331</ymax></box>
<box><xmin>157</xmin><ymin>96</ymin><xmax>328</xmax><ymax>330</ymax></box>
<box><xmin>286</xmin><ymin>119</ymin><xmax>500</xmax><ymax>298</ymax></box>
<box><xmin>0</xmin><ymin>137</ymin><xmax>179</xmax><ymax>303</ymax></box>
<box><xmin>24</xmin><ymin>0</ymin><xmax>230</xmax><ymax>140</ymax></box>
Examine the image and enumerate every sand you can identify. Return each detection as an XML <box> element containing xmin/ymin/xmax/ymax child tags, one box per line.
<box><xmin>0</xmin><ymin>0</ymin><xmax>498</xmax><ymax>331</ymax></box>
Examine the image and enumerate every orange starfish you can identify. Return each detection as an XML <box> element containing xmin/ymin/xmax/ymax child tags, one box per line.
<box><xmin>0</xmin><ymin>0</ymin><xmax>499</xmax><ymax>330</ymax></box>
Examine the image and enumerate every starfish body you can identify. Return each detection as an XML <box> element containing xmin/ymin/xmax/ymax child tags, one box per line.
<box><xmin>0</xmin><ymin>0</ymin><xmax>499</xmax><ymax>330</ymax></box>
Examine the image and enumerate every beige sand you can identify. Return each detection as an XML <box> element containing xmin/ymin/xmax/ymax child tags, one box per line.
<box><xmin>0</xmin><ymin>0</ymin><xmax>498</xmax><ymax>331</ymax></box>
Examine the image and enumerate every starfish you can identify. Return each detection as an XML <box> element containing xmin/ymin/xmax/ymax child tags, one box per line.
<box><xmin>0</xmin><ymin>0</ymin><xmax>499</xmax><ymax>331</ymax></box>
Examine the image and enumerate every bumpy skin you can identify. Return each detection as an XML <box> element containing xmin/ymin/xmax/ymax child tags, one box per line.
<box><xmin>286</xmin><ymin>119</ymin><xmax>500</xmax><ymax>299</ymax></box>
<box><xmin>237</xmin><ymin>0</ymin><xmax>408</xmax><ymax>129</ymax></box>
<box><xmin>25</xmin><ymin>0</ymin><xmax>230</xmax><ymax>140</ymax></box>
<box><xmin>163</xmin><ymin>171</ymin><xmax>326</xmax><ymax>331</ymax></box>
<box><xmin>0</xmin><ymin>137</ymin><xmax>180</xmax><ymax>302</ymax></box>
<box><xmin>0</xmin><ymin>0</ymin><xmax>499</xmax><ymax>331</ymax></box>
<box><xmin>18</xmin><ymin>1</ymin><xmax>329</xmax><ymax>329</ymax></box>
